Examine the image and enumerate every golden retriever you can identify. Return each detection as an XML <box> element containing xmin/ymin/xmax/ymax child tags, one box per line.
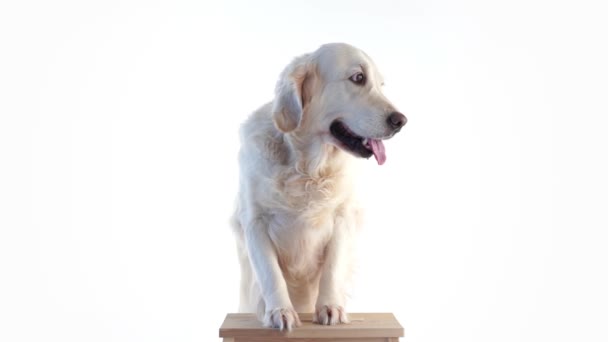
<box><xmin>231</xmin><ymin>43</ymin><xmax>407</xmax><ymax>330</ymax></box>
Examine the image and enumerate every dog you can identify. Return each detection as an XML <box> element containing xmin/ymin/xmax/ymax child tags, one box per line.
<box><xmin>230</xmin><ymin>43</ymin><xmax>407</xmax><ymax>331</ymax></box>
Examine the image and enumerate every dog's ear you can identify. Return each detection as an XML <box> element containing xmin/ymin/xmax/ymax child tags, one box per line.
<box><xmin>272</xmin><ymin>54</ymin><xmax>314</xmax><ymax>133</ymax></box>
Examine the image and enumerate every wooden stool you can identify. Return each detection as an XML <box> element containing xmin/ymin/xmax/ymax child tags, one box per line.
<box><xmin>219</xmin><ymin>313</ymin><xmax>404</xmax><ymax>341</ymax></box>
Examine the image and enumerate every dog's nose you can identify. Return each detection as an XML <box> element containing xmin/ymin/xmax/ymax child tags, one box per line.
<box><xmin>387</xmin><ymin>112</ymin><xmax>407</xmax><ymax>130</ymax></box>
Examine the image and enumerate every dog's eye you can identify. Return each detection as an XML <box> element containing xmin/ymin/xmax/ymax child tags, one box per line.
<box><xmin>349</xmin><ymin>72</ymin><xmax>366</xmax><ymax>85</ymax></box>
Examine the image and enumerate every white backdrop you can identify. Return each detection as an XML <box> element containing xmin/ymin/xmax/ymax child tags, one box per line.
<box><xmin>1</xmin><ymin>1</ymin><xmax>607</xmax><ymax>341</ymax></box>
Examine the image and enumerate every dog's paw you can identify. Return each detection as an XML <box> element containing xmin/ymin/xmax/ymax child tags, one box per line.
<box><xmin>313</xmin><ymin>305</ymin><xmax>350</xmax><ymax>325</ymax></box>
<box><xmin>263</xmin><ymin>307</ymin><xmax>302</xmax><ymax>331</ymax></box>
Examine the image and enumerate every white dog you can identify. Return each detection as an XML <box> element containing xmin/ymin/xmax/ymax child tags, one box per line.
<box><xmin>231</xmin><ymin>43</ymin><xmax>406</xmax><ymax>331</ymax></box>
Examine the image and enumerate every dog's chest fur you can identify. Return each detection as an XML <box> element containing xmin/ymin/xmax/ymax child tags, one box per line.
<box><xmin>240</xmin><ymin>110</ymin><xmax>357</xmax><ymax>282</ymax></box>
<box><xmin>265</xmin><ymin>168</ymin><xmax>352</xmax><ymax>281</ymax></box>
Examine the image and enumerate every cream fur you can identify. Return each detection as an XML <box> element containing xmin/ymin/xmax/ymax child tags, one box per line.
<box><xmin>231</xmin><ymin>43</ymin><xmax>404</xmax><ymax>330</ymax></box>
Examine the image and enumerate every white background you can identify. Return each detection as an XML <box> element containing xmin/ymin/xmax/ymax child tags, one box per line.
<box><xmin>1</xmin><ymin>1</ymin><xmax>607</xmax><ymax>341</ymax></box>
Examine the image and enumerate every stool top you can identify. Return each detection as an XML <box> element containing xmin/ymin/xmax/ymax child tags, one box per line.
<box><xmin>219</xmin><ymin>312</ymin><xmax>404</xmax><ymax>339</ymax></box>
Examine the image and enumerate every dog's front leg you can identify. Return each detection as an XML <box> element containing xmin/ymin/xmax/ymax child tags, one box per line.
<box><xmin>314</xmin><ymin>212</ymin><xmax>353</xmax><ymax>325</ymax></box>
<box><xmin>244</xmin><ymin>218</ymin><xmax>301</xmax><ymax>331</ymax></box>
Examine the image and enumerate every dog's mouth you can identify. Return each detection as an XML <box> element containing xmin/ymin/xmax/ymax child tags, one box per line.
<box><xmin>330</xmin><ymin>121</ymin><xmax>387</xmax><ymax>165</ymax></box>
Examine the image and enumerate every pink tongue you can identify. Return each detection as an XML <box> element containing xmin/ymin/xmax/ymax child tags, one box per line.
<box><xmin>369</xmin><ymin>139</ymin><xmax>386</xmax><ymax>165</ymax></box>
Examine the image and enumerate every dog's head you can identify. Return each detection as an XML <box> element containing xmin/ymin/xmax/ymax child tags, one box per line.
<box><xmin>272</xmin><ymin>43</ymin><xmax>406</xmax><ymax>165</ymax></box>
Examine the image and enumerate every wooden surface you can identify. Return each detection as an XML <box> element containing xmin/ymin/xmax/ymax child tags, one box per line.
<box><xmin>219</xmin><ymin>313</ymin><xmax>404</xmax><ymax>340</ymax></box>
